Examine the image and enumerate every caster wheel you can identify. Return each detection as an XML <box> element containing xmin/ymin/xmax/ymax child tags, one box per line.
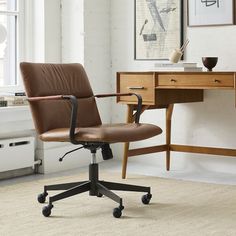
<box><xmin>142</xmin><ymin>193</ymin><xmax>152</xmax><ymax>205</ymax></box>
<box><xmin>113</xmin><ymin>207</ymin><xmax>122</xmax><ymax>218</ymax></box>
<box><xmin>42</xmin><ymin>205</ymin><xmax>53</xmax><ymax>217</ymax></box>
<box><xmin>97</xmin><ymin>192</ymin><xmax>103</xmax><ymax>198</ymax></box>
<box><xmin>37</xmin><ymin>192</ymin><xmax>48</xmax><ymax>203</ymax></box>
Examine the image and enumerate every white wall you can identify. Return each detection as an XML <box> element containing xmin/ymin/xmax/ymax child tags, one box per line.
<box><xmin>84</xmin><ymin>0</ymin><xmax>111</xmax><ymax>122</ymax></box>
<box><xmin>32</xmin><ymin>0</ymin><xmax>61</xmax><ymax>62</ymax></box>
<box><xmin>62</xmin><ymin>0</ymin><xmax>111</xmax><ymax>123</ymax></box>
<box><xmin>44</xmin><ymin>0</ymin><xmax>61</xmax><ymax>62</ymax></box>
<box><xmin>110</xmin><ymin>0</ymin><xmax>236</xmax><ymax>175</ymax></box>
<box><xmin>61</xmin><ymin>0</ymin><xmax>84</xmax><ymax>63</ymax></box>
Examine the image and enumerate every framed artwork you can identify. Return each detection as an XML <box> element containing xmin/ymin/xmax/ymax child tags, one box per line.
<box><xmin>188</xmin><ymin>0</ymin><xmax>235</xmax><ymax>27</ymax></box>
<box><xmin>135</xmin><ymin>0</ymin><xmax>183</xmax><ymax>60</ymax></box>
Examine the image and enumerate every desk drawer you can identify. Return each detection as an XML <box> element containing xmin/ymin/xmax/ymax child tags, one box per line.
<box><xmin>117</xmin><ymin>73</ymin><xmax>155</xmax><ymax>104</ymax></box>
<box><xmin>158</xmin><ymin>74</ymin><xmax>234</xmax><ymax>88</ymax></box>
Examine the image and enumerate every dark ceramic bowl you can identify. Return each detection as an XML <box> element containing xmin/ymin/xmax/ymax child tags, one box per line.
<box><xmin>202</xmin><ymin>57</ymin><xmax>218</xmax><ymax>71</ymax></box>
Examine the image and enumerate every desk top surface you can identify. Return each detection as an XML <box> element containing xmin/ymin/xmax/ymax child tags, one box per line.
<box><xmin>117</xmin><ymin>71</ymin><xmax>236</xmax><ymax>75</ymax></box>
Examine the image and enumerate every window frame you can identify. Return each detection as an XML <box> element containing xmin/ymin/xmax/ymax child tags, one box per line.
<box><xmin>0</xmin><ymin>0</ymin><xmax>26</xmax><ymax>93</ymax></box>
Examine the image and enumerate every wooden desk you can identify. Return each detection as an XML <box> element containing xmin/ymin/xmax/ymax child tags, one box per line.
<box><xmin>116</xmin><ymin>71</ymin><xmax>236</xmax><ymax>179</ymax></box>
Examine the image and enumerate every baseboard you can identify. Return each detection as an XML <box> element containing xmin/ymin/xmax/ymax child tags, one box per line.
<box><xmin>0</xmin><ymin>167</ymin><xmax>34</xmax><ymax>180</ymax></box>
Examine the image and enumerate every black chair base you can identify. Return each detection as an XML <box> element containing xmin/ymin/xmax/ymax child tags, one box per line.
<box><xmin>37</xmin><ymin>163</ymin><xmax>152</xmax><ymax>218</ymax></box>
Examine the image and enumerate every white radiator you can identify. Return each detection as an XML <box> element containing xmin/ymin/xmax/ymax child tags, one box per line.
<box><xmin>0</xmin><ymin>137</ymin><xmax>35</xmax><ymax>172</ymax></box>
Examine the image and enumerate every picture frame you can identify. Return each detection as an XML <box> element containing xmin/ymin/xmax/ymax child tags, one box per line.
<box><xmin>188</xmin><ymin>0</ymin><xmax>235</xmax><ymax>27</ymax></box>
<box><xmin>134</xmin><ymin>0</ymin><xmax>183</xmax><ymax>60</ymax></box>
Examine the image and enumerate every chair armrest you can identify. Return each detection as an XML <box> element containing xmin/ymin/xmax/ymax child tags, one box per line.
<box><xmin>94</xmin><ymin>93</ymin><xmax>142</xmax><ymax>123</ymax></box>
<box><xmin>27</xmin><ymin>95</ymin><xmax>64</xmax><ymax>102</ymax></box>
<box><xmin>28</xmin><ymin>95</ymin><xmax>80</xmax><ymax>145</ymax></box>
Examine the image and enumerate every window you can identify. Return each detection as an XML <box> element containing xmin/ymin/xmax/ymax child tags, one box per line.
<box><xmin>0</xmin><ymin>0</ymin><xmax>19</xmax><ymax>87</ymax></box>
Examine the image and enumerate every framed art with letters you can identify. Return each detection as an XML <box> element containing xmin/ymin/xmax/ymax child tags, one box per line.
<box><xmin>188</xmin><ymin>0</ymin><xmax>235</xmax><ymax>26</ymax></box>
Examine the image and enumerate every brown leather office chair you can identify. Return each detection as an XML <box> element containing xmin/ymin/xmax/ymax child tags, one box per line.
<box><xmin>20</xmin><ymin>62</ymin><xmax>162</xmax><ymax>218</ymax></box>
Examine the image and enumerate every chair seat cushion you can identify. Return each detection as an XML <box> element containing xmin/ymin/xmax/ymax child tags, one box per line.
<box><xmin>39</xmin><ymin>123</ymin><xmax>162</xmax><ymax>143</ymax></box>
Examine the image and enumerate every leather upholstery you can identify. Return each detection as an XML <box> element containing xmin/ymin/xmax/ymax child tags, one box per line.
<box><xmin>39</xmin><ymin>123</ymin><xmax>162</xmax><ymax>143</ymax></box>
<box><xmin>20</xmin><ymin>62</ymin><xmax>162</xmax><ymax>143</ymax></box>
<box><xmin>20</xmin><ymin>63</ymin><xmax>101</xmax><ymax>134</ymax></box>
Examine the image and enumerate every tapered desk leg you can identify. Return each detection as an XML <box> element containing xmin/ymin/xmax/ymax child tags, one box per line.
<box><xmin>122</xmin><ymin>105</ymin><xmax>134</xmax><ymax>179</ymax></box>
<box><xmin>166</xmin><ymin>104</ymin><xmax>174</xmax><ymax>171</ymax></box>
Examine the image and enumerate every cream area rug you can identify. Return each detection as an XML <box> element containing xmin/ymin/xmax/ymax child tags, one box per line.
<box><xmin>0</xmin><ymin>171</ymin><xmax>236</xmax><ymax>236</ymax></box>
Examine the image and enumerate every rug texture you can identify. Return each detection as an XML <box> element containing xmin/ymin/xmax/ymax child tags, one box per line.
<box><xmin>0</xmin><ymin>171</ymin><xmax>236</xmax><ymax>236</ymax></box>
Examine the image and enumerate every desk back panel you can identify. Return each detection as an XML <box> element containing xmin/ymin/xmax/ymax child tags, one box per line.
<box><xmin>155</xmin><ymin>89</ymin><xmax>203</xmax><ymax>105</ymax></box>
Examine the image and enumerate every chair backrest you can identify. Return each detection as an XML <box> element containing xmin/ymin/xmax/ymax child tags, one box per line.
<box><xmin>20</xmin><ymin>63</ymin><xmax>102</xmax><ymax>135</ymax></box>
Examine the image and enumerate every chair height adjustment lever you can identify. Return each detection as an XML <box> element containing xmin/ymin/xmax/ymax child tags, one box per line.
<box><xmin>101</xmin><ymin>144</ymin><xmax>113</xmax><ymax>160</ymax></box>
<box><xmin>59</xmin><ymin>146</ymin><xmax>84</xmax><ymax>162</ymax></box>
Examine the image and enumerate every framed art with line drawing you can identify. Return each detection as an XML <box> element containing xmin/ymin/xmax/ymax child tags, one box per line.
<box><xmin>135</xmin><ymin>0</ymin><xmax>183</xmax><ymax>60</ymax></box>
<box><xmin>188</xmin><ymin>0</ymin><xmax>235</xmax><ymax>26</ymax></box>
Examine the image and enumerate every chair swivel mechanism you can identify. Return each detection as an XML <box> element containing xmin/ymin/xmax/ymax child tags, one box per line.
<box><xmin>20</xmin><ymin>62</ymin><xmax>162</xmax><ymax>218</ymax></box>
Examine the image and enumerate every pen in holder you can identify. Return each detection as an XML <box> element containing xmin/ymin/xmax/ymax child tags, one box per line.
<box><xmin>169</xmin><ymin>39</ymin><xmax>189</xmax><ymax>63</ymax></box>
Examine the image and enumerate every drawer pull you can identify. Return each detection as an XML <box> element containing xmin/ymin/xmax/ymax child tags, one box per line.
<box><xmin>170</xmin><ymin>79</ymin><xmax>177</xmax><ymax>82</ymax></box>
<box><xmin>214</xmin><ymin>79</ymin><xmax>220</xmax><ymax>83</ymax></box>
<box><xmin>127</xmin><ymin>86</ymin><xmax>145</xmax><ymax>90</ymax></box>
